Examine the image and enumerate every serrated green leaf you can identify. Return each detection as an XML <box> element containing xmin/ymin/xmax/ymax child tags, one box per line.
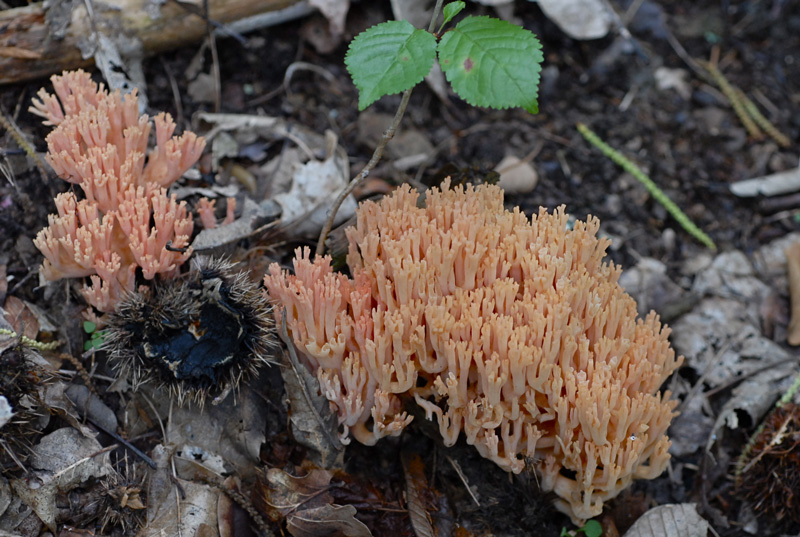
<box><xmin>438</xmin><ymin>16</ymin><xmax>543</xmax><ymax>113</ymax></box>
<box><xmin>442</xmin><ymin>2</ymin><xmax>465</xmax><ymax>25</ymax></box>
<box><xmin>345</xmin><ymin>20</ymin><xmax>437</xmax><ymax>110</ymax></box>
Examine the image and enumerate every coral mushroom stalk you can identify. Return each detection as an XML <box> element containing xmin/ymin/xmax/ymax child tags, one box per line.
<box><xmin>31</xmin><ymin>70</ymin><xmax>204</xmax><ymax>313</ymax></box>
<box><xmin>264</xmin><ymin>180</ymin><xmax>683</xmax><ymax>524</ymax></box>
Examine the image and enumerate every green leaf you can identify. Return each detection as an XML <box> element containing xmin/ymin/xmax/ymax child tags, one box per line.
<box><xmin>84</xmin><ymin>340</ymin><xmax>92</xmax><ymax>351</ymax></box>
<box><xmin>442</xmin><ymin>2</ymin><xmax>465</xmax><ymax>25</ymax></box>
<box><xmin>345</xmin><ymin>20</ymin><xmax>437</xmax><ymax>110</ymax></box>
<box><xmin>83</xmin><ymin>320</ymin><xmax>96</xmax><ymax>334</ymax></box>
<box><xmin>438</xmin><ymin>16</ymin><xmax>543</xmax><ymax>113</ymax></box>
<box><xmin>582</xmin><ymin>520</ymin><xmax>602</xmax><ymax>537</ymax></box>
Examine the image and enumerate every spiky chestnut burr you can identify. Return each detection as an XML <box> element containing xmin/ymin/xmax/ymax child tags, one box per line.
<box><xmin>104</xmin><ymin>258</ymin><xmax>275</xmax><ymax>406</ymax></box>
<box><xmin>736</xmin><ymin>402</ymin><xmax>800</xmax><ymax>531</ymax></box>
<box><xmin>85</xmin><ymin>454</ymin><xmax>147</xmax><ymax>536</ymax></box>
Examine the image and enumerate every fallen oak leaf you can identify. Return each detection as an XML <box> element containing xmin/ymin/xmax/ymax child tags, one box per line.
<box><xmin>263</xmin><ymin>467</ymin><xmax>372</xmax><ymax>537</ymax></box>
<box><xmin>287</xmin><ymin>504</ymin><xmax>371</xmax><ymax>537</ymax></box>
<box><xmin>263</xmin><ymin>467</ymin><xmax>335</xmax><ymax>518</ymax></box>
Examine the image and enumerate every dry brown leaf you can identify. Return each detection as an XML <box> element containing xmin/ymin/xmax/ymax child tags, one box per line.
<box><xmin>65</xmin><ymin>384</ymin><xmax>118</xmax><ymax>433</ymax></box>
<box><xmin>264</xmin><ymin>467</ymin><xmax>335</xmax><ymax>517</ymax></box>
<box><xmin>166</xmin><ymin>385</ymin><xmax>267</xmax><ymax>477</ymax></box>
<box><xmin>622</xmin><ymin>504</ymin><xmax>709</xmax><ymax>537</ymax></box>
<box><xmin>264</xmin><ymin>467</ymin><xmax>372</xmax><ymax>537</ymax></box>
<box><xmin>308</xmin><ymin>0</ymin><xmax>349</xmax><ymax>36</ymax></box>
<box><xmin>42</xmin><ymin>382</ymin><xmax>96</xmax><ymax>438</ymax></box>
<box><xmin>144</xmin><ymin>446</ymin><xmax>220</xmax><ymax>537</ymax></box>
<box><xmin>10</xmin><ymin>428</ymin><xmax>112</xmax><ymax>531</ymax></box>
<box><xmin>3</xmin><ymin>296</ymin><xmax>39</xmax><ymax>340</ymax></box>
<box><xmin>216</xmin><ymin>478</ymin><xmax>237</xmax><ymax>537</ymax></box>
<box><xmin>196</xmin><ymin>523</ymin><xmax>219</xmax><ymax>537</ymax></box>
<box><xmin>287</xmin><ymin>504</ymin><xmax>371</xmax><ymax>537</ymax></box>
<box><xmin>402</xmin><ymin>453</ymin><xmax>435</xmax><ymax>537</ymax></box>
<box><xmin>784</xmin><ymin>242</ymin><xmax>800</xmax><ymax>345</ymax></box>
<box><xmin>535</xmin><ymin>0</ymin><xmax>612</xmax><ymax>40</ymax></box>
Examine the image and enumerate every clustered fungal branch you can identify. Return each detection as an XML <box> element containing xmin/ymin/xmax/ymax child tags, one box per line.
<box><xmin>265</xmin><ymin>181</ymin><xmax>683</xmax><ymax>524</ymax></box>
<box><xmin>30</xmin><ymin>70</ymin><xmax>205</xmax><ymax>314</ymax></box>
<box><xmin>29</xmin><ymin>71</ymin><xmax>275</xmax><ymax>407</ymax></box>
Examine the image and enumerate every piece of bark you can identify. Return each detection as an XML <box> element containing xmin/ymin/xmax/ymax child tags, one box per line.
<box><xmin>0</xmin><ymin>0</ymin><xmax>302</xmax><ymax>86</ymax></box>
<box><xmin>785</xmin><ymin>242</ymin><xmax>800</xmax><ymax>345</ymax></box>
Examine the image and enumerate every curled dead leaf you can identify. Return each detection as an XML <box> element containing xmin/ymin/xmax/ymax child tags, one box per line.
<box><xmin>784</xmin><ymin>242</ymin><xmax>800</xmax><ymax>345</ymax></box>
<box><xmin>622</xmin><ymin>504</ymin><xmax>709</xmax><ymax>537</ymax></box>
<box><xmin>263</xmin><ymin>467</ymin><xmax>372</xmax><ymax>537</ymax></box>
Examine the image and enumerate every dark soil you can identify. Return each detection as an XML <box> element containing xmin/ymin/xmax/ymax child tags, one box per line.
<box><xmin>1</xmin><ymin>1</ymin><xmax>800</xmax><ymax>536</ymax></box>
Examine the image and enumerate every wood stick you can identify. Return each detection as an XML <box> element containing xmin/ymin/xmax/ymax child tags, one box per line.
<box><xmin>0</xmin><ymin>0</ymin><xmax>302</xmax><ymax>86</ymax></box>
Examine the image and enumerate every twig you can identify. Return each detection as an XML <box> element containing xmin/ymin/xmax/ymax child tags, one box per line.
<box><xmin>664</xmin><ymin>28</ymin><xmax>707</xmax><ymax>79</ymax></box>
<box><xmin>445</xmin><ymin>455</ymin><xmax>480</xmax><ymax>506</ymax></box>
<box><xmin>314</xmin><ymin>89</ymin><xmax>414</xmax><ymax>258</ymax></box>
<box><xmin>140</xmin><ymin>391</ymin><xmax>169</xmax><ymax>444</ymax></box>
<box><xmin>576</xmin><ymin>122</ymin><xmax>717</xmax><ymax>250</ymax></box>
<box><xmin>88</xmin><ymin>416</ymin><xmax>157</xmax><ymax>469</ymax></box>
<box><xmin>167</xmin><ymin>0</ymin><xmax>248</xmax><ymax>45</ymax></box>
<box><xmin>703</xmin><ymin>356</ymin><xmax>799</xmax><ymax>399</ymax></box>
<box><xmin>168</xmin><ymin>403</ymin><xmax>184</xmax><ymax>537</ymax></box>
<box><xmin>203</xmin><ymin>0</ymin><xmax>221</xmax><ymax>114</ymax></box>
<box><xmin>159</xmin><ymin>56</ymin><xmax>185</xmax><ymax>127</ymax></box>
<box><xmin>314</xmin><ymin>0</ymin><xmax>446</xmax><ymax>258</ymax></box>
<box><xmin>622</xmin><ymin>0</ymin><xmax>645</xmax><ymax>25</ymax></box>
<box><xmin>58</xmin><ymin>351</ymin><xmax>97</xmax><ymax>395</ymax></box>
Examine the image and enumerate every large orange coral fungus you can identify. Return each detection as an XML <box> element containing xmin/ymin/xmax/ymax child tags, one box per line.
<box><xmin>264</xmin><ymin>181</ymin><xmax>683</xmax><ymax>524</ymax></box>
<box><xmin>31</xmin><ymin>70</ymin><xmax>205</xmax><ymax>313</ymax></box>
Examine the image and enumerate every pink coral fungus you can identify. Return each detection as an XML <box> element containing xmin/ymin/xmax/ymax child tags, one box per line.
<box><xmin>264</xmin><ymin>181</ymin><xmax>683</xmax><ymax>523</ymax></box>
<box><xmin>31</xmin><ymin>70</ymin><xmax>205</xmax><ymax>313</ymax></box>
